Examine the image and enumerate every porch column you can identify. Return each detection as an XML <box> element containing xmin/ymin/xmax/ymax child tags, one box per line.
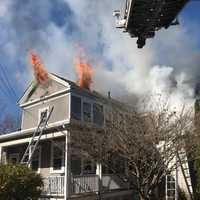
<box><xmin>28</xmin><ymin>144</ymin><xmax>32</xmax><ymax>168</ymax></box>
<box><xmin>64</xmin><ymin>130</ymin><xmax>70</xmax><ymax>200</ymax></box>
<box><xmin>96</xmin><ymin>163</ymin><xmax>102</xmax><ymax>180</ymax></box>
<box><xmin>0</xmin><ymin>146</ymin><xmax>2</xmax><ymax>164</ymax></box>
<box><xmin>96</xmin><ymin>162</ymin><xmax>102</xmax><ymax>194</ymax></box>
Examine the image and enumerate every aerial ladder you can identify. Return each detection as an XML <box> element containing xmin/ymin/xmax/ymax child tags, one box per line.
<box><xmin>21</xmin><ymin>106</ymin><xmax>54</xmax><ymax>165</ymax></box>
<box><xmin>114</xmin><ymin>0</ymin><xmax>190</xmax><ymax>48</ymax></box>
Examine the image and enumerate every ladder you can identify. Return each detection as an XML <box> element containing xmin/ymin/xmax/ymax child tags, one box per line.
<box><xmin>21</xmin><ymin>106</ymin><xmax>54</xmax><ymax>165</ymax></box>
<box><xmin>177</xmin><ymin>151</ymin><xmax>193</xmax><ymax>200</ymax></box>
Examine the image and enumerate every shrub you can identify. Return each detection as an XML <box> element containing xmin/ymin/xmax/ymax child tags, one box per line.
<box><xmin>0</xmin><ymin>163</ymin><xmax>43</xmax><ymax>200</ymax></box>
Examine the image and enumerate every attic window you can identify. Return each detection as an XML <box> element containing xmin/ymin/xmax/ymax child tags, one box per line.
<box><xmin>39</xmin><ymin>107</ymin><xmax>49</xmax><ymax>126</ymax></box>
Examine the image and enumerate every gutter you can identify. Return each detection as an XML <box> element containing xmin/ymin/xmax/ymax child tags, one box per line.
<box><xmin>0</xmin><ymin>121</ymin><xmax>70</xmax><ymax>143</ymax></box>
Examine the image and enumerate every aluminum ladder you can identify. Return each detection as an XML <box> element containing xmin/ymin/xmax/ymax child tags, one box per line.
<box><xmin>21</xmin><ymin>106</ymin><xmax>54</xmax><ymax>165</ymax></box>
<box><xmin>177</xmin><ymin>151</ymin><xmax>193</xmax><ymax>200</ymax></box>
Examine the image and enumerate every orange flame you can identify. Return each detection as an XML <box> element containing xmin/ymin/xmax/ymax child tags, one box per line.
<box><xmin>29</xmin><ymin>50</ymin><xmax>49</xmax><ymax>84</ymax></box>
<box><xmin>76</xmin><ymin>57</ymin><xmax>93</xmax><ymax>90</ymax></box>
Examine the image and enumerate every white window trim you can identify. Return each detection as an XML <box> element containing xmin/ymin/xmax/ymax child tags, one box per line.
<box><xmin>50</xmin><ymin>141</ymin><xmax>65</xmax><ymax>174</ymax></box>
<box><xmin>31</xmin><ymin>146</ymin><xmax>41</xmax><ymax>174</ymax></box>
<box><xmin>38</xmin><ymin>106</ymin><xmax>50</xmax><ymax>125</ymax></box>
<box><xmin>9</xmin><ymin>153</ymin><xmax>19</xmax><ymax>164</ymax></box>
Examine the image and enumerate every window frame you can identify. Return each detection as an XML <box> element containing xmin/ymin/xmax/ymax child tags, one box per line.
<box><xmin>50</xmin><ymin>141</ymin><xmax>65</xmax><ymax>174</ymax></box>
<box><xmin>38</xmin><ymin>107</ymin><xmax>50</xmax><ymax>126</ymax></box>
<box><xmin>82</xmin><ymin>157</ymin><xmax>96</xmax><ymax>175</ymax></box>
<box><xmin>70</xmin><ymin>93</ymin><xmax>105</xmax><ymax>127</ymax></box>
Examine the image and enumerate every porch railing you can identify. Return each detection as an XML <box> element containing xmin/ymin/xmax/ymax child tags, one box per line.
<box><xmin>42</xmin><ymin>175</ymin><xmax>98</xmax><ymax>195</ymax></box>
<box><xmin>42</xmin><ymin>174</ymin><xmax>128</xmax><ymax>196</ymax></box>
<box><xmin>71</xmin><ymin>174</ymin><xmax>99</xmax><ymax>194</ymax></box>
<box><xmin>43</xmin><ymin>176</ymin><xmax>65</xmax><ymax>195</ymax></box>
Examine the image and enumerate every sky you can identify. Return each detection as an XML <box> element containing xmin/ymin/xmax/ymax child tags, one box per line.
<box><xmin>0</xmin><ymin>0</ymin><xmax>199</xmax><ymax>119</ymax></box>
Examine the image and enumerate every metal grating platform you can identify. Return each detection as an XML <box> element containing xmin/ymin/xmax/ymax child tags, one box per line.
<box><xmin>115</xmin><ymin>0</ymin><xmax>190</xmax><ymax>48</ymax></box>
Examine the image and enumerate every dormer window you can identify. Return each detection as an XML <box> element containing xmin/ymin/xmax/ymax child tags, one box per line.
<box><xmin>39</xmin><ymin>107</ymin><xmax>49</xmax><ymax>126</ymax></box>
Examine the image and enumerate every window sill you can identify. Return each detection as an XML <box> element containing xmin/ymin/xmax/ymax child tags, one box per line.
<box><xmin>50</xmin><ymin>167</ymin><xmax>65</xmax><ymax>174</ymax></box>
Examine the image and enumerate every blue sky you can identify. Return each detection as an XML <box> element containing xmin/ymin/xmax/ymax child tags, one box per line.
<box><xmin>0</xmin><ymin>0</ymin><xmax>199</xmax><ymax>122</ymax></box>
<box><xmin>182</xmin><ymin>1</ymin><xmax>200</xmax><ymax>46</ymax></box>
<box><xmin>183</xmin><ymin>1</ymin><xmax>200</xmax><ymax>20</ymax></box>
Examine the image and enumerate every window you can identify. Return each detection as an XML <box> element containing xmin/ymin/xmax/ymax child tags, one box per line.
<box><xmin>31</xmin><ymin>147</ymin><xmax>41</xmax><ymax>172</ymax></box>
<box><xmin>83</xmin><ymin>159</ymin><xmax>96</xmax><ymax>174</ymax></box>
<box><xmin>83</xmin><ymin>102</ymin><xmax>92</xmax><ymax>122</ymax></box>
<box><xmin>71</xmin><ymin>96</ymin><xmax>82</xmax><ymax>120</ymax></box>
<box><xmin>71</xmin><ymin>155</ymin><xmax>81</xmax><ymax>175</ymax></box>
<box><xmin>39</xmin><ymin>107</ymin><xmax>49</xmax><ymax>126</ymax></box>
<box><xmin>93</xmin><ymin>103</ymin><xmax>104</xmax><ymax>126</ymax></box>
<box><xmin>51</xmin><ymin>142</ymin><xmax>65</xmax><ymax>173</ymax></box>
<box><xmin>9</xmin><ymin>153</ymin><xmax>19</xmax><ymax>164</ymax></box>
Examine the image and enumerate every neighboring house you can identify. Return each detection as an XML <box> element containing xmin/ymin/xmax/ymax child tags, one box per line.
<box><xmin>0</xmin><ymin>73</ymin><xmax>194</xmax><ymax>200</ymax></box>
<box><xmin>0</xmin><ymin>73</ymin><xmax>134</xmax><ymax>200</ymax></box>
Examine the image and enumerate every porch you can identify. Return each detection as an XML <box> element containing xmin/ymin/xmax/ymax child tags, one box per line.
<box><xmin>42</xmin><ymin>174</ymin><xmax>129</xmax><ymax>196</ymax></box>
<box><xmin>0</xmin><ymin>135</ymin><xmax>130</xmax><ymax>198</ymax></box>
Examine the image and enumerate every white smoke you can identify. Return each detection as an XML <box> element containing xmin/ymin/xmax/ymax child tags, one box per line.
<box><xmin>62</xmin><ymin>0</ymin><xmax>196</xmax><ymax>110</ymax></box>
<box><xmin>0</xmin><ymin>0</ymin><xmax>198</xmax><ymax>110</ymax></box>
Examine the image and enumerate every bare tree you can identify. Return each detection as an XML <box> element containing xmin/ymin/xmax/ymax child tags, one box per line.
<box><xmin>71</xmin><ymin>97</ymin><xmax>198</xmax><ymax>200</ymax></box>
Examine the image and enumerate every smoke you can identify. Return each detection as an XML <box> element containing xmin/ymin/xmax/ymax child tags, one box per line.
<box><xmin>0</xmin><ymin>0</ymin><xmax>199</xmax><ymax>110</ymax></box>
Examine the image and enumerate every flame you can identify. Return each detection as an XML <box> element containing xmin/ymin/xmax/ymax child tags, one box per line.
<box><xmin>76</xmin><ymin>57</ymin><xmax>93</xmax><ymax>90</ymax></box>
<box><xmin>29</xmin><ymin>50</ymin><xmax>49</xmax><ymax>84</ymax></box>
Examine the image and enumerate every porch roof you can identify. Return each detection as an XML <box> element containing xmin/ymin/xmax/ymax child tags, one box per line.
<box><xmin>0</xmin><ymin>121</ymin><xmax>69</xmax><ymax>143</ymax></box>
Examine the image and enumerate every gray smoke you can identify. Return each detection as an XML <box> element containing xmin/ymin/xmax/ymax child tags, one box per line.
<box><xmin>1</xmin><ymin>0</ymin><xmax>199</xmax><ymax>109</ymax></box>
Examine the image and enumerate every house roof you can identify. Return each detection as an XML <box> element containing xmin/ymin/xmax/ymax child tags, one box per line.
<box><xmin>18</xmin><ymin>73</ymin><xmax>72</xmax><ymax>105</ymax></box>
<box><xmin>0</xmin><ymin>73</ymin><xmax>133</xmax><ymax>142</ymax></box>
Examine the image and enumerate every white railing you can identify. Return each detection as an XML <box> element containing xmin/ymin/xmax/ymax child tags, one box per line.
<box><xmin>42</xmin><ymin>174</ymin><xmax>129</xmax><ymax>196</ymax></box>
<box><xmin>71</xmin><ymin>174</ymin><xmax>99</xmax><ymax>194</ymax></box>
<box><xmin>43</xmin><ymin>176</ymin><xmax>65</xmax><ymax>195</ymax></box>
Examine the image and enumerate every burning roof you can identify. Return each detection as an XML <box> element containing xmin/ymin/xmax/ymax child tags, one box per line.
<box><xmin>28</xmin><ymin>50</ymin><xmax>93</xmax><ymax>91</ymax></box>
<box><xmin>76</xmin><ymin>57</ymin><xmax>93</xmax><ymax>91</ymax></box>
<box><xmin>29</xmin><ymin>50</ymin><xmax>49</xmax><ymax>84</ymax></box>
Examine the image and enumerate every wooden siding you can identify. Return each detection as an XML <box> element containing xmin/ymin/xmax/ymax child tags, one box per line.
<box><xmin>26</xmin><ymin>79</ymin><xmax>66</xmax><ymax>102</ymax></box>
<box><xmin>22</xmin><ymin>95</ymin><xmax>69</xmax><ymax>130</ymax></box>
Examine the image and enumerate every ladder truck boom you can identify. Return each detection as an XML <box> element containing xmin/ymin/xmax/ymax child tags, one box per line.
<box><xmin>114</xmin><ymin>0</ymin><xmax>190</xmax><ymax>48</ymax></box>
